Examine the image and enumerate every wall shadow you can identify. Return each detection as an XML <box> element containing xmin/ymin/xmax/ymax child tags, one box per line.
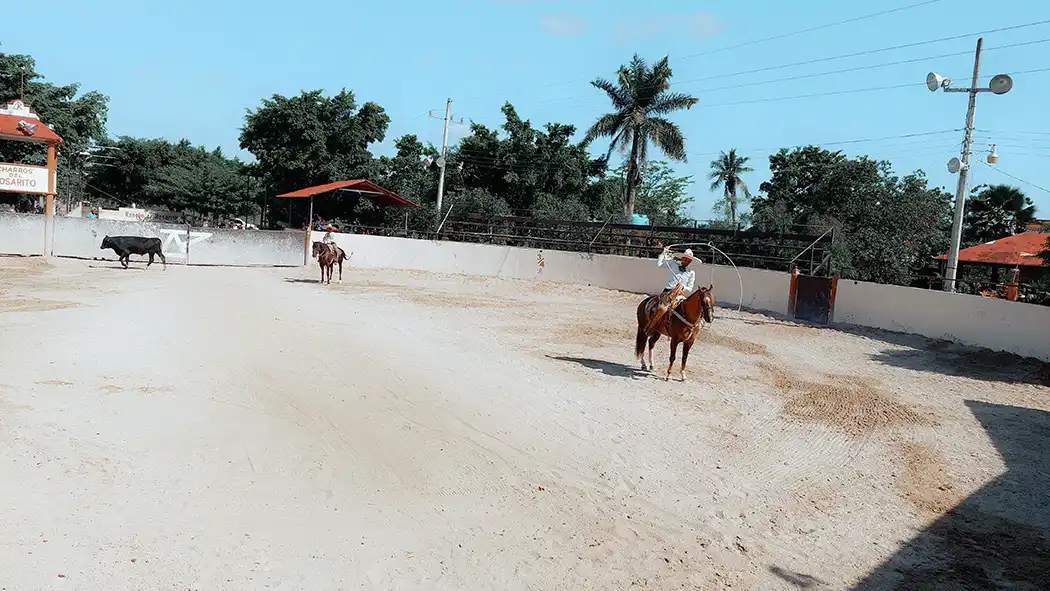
<box><xmin>726</xmin><ymin>311</ymin><xmax>1050</xmax><ymax>387</ymax></box>
<box><xmin>547</xmin><ymin>355</ymin><xmax>650</xmax><ymax>379</ymax></box>
<box><xmin>851</xmin><ymin>400</ymin><xmax>1050</xmax><ymax>590</ymax></box>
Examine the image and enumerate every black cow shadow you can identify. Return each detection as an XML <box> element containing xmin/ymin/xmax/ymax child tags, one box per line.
<box><xmin>87</xmin><ymin>264</ymin><xmax>147</xmax><ymax>271</ymax></box>
<box><xmin>851</xmin><ymin>400</ymin><xmax>1050</xmax><ymax>590</ymax></box>
<box><xmin>547</xmin><ymin>355</ymin><xmax>650</xmax><ymax>379</ymax></box>
<box><xmin>284</xmin><ymin>278</ymin><xmax>326</xmax><ymax>284</ymax></box>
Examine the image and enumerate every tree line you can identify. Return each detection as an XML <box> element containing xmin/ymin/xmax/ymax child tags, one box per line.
<box><xmin>0</xmin><ymin>51</ymin><xmax>1043</xmax><ymax>289</ymax></box>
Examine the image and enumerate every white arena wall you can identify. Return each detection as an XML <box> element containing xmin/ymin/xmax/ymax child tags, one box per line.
<box><xmin>323</xmin><ymin>232</ymin><xmax>791</xmax><ymax>314</ymax></box>
<box><xmin>835</xmin><ymin>278</ymin><xmax>1050</xmax><ymax>362</ymax></box>
<box><xmin>2</xmin><ymin>213</ymin><xmax>1047</xmax><ymax>361</ymax></box>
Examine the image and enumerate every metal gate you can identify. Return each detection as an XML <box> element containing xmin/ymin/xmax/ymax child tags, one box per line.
<box><xmin>794</xmin><ymin>274</ymin><xmax>835</xmax><ymax>325</ymax></box>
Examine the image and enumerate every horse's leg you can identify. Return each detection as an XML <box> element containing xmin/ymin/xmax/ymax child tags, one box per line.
<box><xmin>666</xmin><ymin>335</ymin><xmax>679</xmax><ymax>381</ymax></box>
<box><xmin>338</xmin><ymin>258</ymin><xmax>343</xmax><ymax>281</ymax></box>
<box><xmin>680</xmin><ymin>338</ymin><xmax>693</xmax><ymax>382</ymax></box>
<box><xmin>319</xmin><ymin>262</ymin><xmax>324</xmax><ymax>284</ymax></box>
<box><xmin>647</xmin><ymin>333</ymin><xmax>659</xmax><ymax>372</ymax></box>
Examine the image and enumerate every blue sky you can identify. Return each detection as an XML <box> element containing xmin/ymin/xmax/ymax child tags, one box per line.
<box><xmin>9</xmin><ymin>0</ymin><xmax>1050</xmax><ymax>218</ymax></box>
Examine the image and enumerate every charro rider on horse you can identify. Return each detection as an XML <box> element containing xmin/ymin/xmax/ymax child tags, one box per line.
<box><xmin>645</xmin><ymin>246</ymin><xmax>696</xmax><ymax>336</ymax></box>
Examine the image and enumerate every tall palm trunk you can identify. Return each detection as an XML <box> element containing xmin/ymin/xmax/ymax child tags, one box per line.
<box><xmin>623</xmin><ymin>134</ymin><xmax>642</xmax><ymax>218</ymax></box>
<box><xmin>729</xmin><ymin>187</ymin><xmax>737</xmax><ymax>228</ymax></box>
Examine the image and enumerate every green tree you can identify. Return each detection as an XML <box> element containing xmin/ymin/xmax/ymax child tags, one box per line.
<box><xmin>962</xmin><ymin>184</ymin><xmax>1037</xmax><ymax>246</ymax></box>
<box><xmin>707</xmin><ymin>149</ymin><xmax>753</xmax><ymax>228</ymax></box>
<box><xmin>609</xmin><ymin>160</ymin><xmax>694</xmax><ymax>225</ymax></box>
<box><xmin>83</xmin><ymin>137</ymin><xmax>257</xmax><ymax>218</ymax></box>
<box><xmin>752</xmin><ymin>146</ymin><xmax>952</xmax><ymax>285</ymax></box>
<box><xmin>453</xmin><ymin>103</ymin><xmax>599</xmax><ymax>215</ymax></box>
<box><xmin>239</xmin><ymin>89</ymin><xmax>389</xmax><ymax>222</ymax></box>
<box><xmin>584</xmin><ymin>55</ymin><xmax>698</xmax><ymax>218</ymax></box>
<box><xmin>0</xmin><ymin>53</ymin><xmax>108</xmax><ymax>206</ymax></box>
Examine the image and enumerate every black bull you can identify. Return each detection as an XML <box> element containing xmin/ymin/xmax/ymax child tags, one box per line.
<box><xmin>100</xmin><ymin>235</ymin><xmax>166</xmax><ymax>269</ymax></box>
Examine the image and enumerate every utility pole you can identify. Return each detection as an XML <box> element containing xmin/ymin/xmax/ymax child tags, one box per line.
<box><xmin>927</xmin><ymin>37</ymin><xmax>1013</xmax><ymax>292</ymax></box>
<box><xmin>432</xmin><ymin>98</ymin><xmax>452</xmax><ymax>227</ymax></box>
<box><xmin>945</xmin><ymin>38</ymin><xmax>983</xmax><ymax>293</ymax></box>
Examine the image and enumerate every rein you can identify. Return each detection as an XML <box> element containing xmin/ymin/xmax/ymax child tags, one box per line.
<box><xmin>668</xmin><ymin>290</ymin><xmax>710</xmax><ymax>340</ymax></box>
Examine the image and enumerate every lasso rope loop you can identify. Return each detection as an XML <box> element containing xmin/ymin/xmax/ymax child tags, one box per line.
<box><xmin>662</xmin><ymin>242</ymin><xmax>743</xmax><ymax>312</ymax></box>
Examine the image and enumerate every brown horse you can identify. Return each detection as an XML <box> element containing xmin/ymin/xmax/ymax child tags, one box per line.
<box><xmin>311</xmin><ymin>241</ymin><xmax>351</xmax><ymax>284</ymax></box>
<box><xmin>634</xmin><ymin>285</ymin><xmax>715</xmax><ymax>381</ymax></box>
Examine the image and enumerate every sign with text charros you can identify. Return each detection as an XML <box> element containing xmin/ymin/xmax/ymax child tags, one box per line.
<box><xmin>0</xmin><ymin>162</ymin><xmax>49</xmax><ymax>195</ymax></box>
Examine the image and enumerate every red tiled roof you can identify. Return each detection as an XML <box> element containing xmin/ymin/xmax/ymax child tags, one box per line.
<box><xmin>0</xmin><ymin>100</ymin><xmax>63</xmax><ymax>144</ymax></box>
<box><xmin>275</xmin><ymin>179</ymin><xmax>420</xmax><ymax>208</ymax></box>
<box><xmin>935</xmin><ymin>232</ymin><xmax>1050</xmax><ymax>267</ymax></box>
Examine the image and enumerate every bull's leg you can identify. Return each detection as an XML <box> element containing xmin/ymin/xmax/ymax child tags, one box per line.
<box><xmin>158</xmin><ymin>250</ymin><xmax>166</xmax><ymax>270</ymax></box>
<box><xmin>666</xmin><ymin>335</ymin><xmax>680</xmax><ymax>381</ymax></box>
<box><xmin>120</xmin><ymin>254</ymin><xmax>129</xmax><ymax>269</ymax></box>
<box><xmin>680</xmin><ymin>339</ymin><xmax>693</xmax><ymax>382</ymax></box>
<box><xmin>147</xmin><ymin>252</ymin><xmax>155</xmax><ymax>268</ymax></box>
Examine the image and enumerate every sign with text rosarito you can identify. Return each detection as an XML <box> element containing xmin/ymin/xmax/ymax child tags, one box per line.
<box><xmin>0</xmin><ymin>162</ymin><xmax>49</xmax><ymax>195</ymax></box>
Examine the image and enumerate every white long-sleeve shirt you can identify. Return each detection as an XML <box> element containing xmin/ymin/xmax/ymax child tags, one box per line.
<box><xmin>657</xmin><ymin>253</ymin><xmax>695</xmax><ymax>292</ymax></box>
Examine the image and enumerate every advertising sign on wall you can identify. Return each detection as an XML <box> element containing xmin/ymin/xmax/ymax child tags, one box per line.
<box><xmin>0</xmin><ymin>163</ymin><xmax>49</xmax><ymax>195</ymax></box>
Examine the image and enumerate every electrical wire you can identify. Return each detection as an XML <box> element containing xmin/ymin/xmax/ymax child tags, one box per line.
<box><xmin>979</xmin><ymin>161</ymin><xmax>1050</xmax><ymax>195</ymax></box>
<box><xmin>459</xmin><ymin>0</ymin><xmax>949</xmax><ymax>100</ymax></box>
<box><xmin>533</xmin><ymin>40</ymin><xmax>1050</xmax><ymax>113</ymax></box>
<box><xmin>527</xmin><ymin>21</ymin><xmax>1050</xmax><ymax>108</ymax></box>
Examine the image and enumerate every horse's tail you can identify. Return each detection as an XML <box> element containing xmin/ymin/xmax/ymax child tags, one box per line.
<box><xmin>635</xmin><ymin>298</ymin><xmax>649</xmax><ymax>359</ymax></box>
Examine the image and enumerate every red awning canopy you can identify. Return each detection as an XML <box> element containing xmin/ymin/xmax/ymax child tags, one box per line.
<box><xmin>275</xmin><ymin>179</ymin><xmax>420</xmax><ymax>208</ymax></box>
<box><xmin>935</xmin><ymin>232</ymin><xmax>1050</xmax><ymax>267</ymax></box>
<box><xmin>0</xmin><ymin>100</ymin><xmax>64</xmax><ymax>144</ymax></box>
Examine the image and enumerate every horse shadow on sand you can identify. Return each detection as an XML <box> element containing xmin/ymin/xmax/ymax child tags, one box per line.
<box><xmin>547</xmin><ymin>355</ymin><xmax>652</xmax><ymax>379</ymax></box>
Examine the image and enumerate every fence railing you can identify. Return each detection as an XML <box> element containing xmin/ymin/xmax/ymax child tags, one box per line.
<box><xmin>342</xmin><ymin>214</ymin><xmax>836</xmax><ymax>275</ymax></box>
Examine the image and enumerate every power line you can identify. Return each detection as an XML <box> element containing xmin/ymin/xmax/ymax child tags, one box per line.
<box><xmin>448</xmin><ymin>130</ymin><xmax>963</xmax><ymax>174</ymax></box>
<box><xmin>980</xmin><ymin>161</ymin><xmax>1050</xmax><ymax>195</ymax></box>
<box><xmin>679</xmin><ymin>0</ymin><xmax>944</xmax><ymax>59</ymax></box>
<box><xmin>459</xmin><ymin>0</ymin><xmax>947</xmax><ymax>100</ymax></box>
<box><xmin>529</xmin><ymin>20</ymin><xmax>1050</xmax><ymax>107</ymax></box>
<box><xmin>527</xmin><ymin>65</ymin><xmax>1050</xmax><ymax>115</ymax></box>
<box><xmin>692</xmin><ymin>38</ymin><xmax>1050</xmax><ymax>95</ymax></box>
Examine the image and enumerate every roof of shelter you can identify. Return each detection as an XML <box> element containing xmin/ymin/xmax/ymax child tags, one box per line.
<box><xmin>0</xmin><ymin>100</ymin><xmax>63</xmax><ymax>144</ymax></box>
<box><xmin>275</xmin><ymin>179</ymin><xmax>420</xmax><ymax>208</ymax></box>
<box><xmin>935</xmin><ymin>232</ymin><xmax>1050</xmax><ymax>267</ymax></box>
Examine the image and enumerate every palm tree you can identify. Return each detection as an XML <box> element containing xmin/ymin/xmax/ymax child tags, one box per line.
<box><xmin>707</xmin><ymin>149</ymin><xmax>753</xmax><ymax>227</ymax></box>
<box><xmin>585</xmin><ymin>54</ymin><xmax>698</xmax><ymax>219</ymax></box>
<box><xmin>963</xmin><ymin>184</ymin><xmax>1037</xmax><ymax>245</ymax></box>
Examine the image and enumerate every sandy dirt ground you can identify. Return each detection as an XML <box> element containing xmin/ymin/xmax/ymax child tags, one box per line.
<box><xmin>1</xmin><ymin>256</ymin><xmax>1048</xmax><ymax>591</ymax></box>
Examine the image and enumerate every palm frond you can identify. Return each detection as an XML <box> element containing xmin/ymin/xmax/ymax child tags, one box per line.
<box><xmin>589</xmin><ymin>78</ymin><xmax>631</xmax><ymax>110</ymax></box>
<box><xmin>649</xmin><ymin>92</ymin><xmax>699</xmax><ymax>115</ymax></box>
<box><xmin>584</xmin><ymin>112</ymin><xmax>625</xmax><ymax>144</ymax></box>
<box><xmin>647</xmin><ymin>117</ymin><xmax>686</xmax><ymax>162</ymax></box>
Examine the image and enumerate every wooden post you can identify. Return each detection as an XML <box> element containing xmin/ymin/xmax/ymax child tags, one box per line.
<box><xmin>828</xmin><ymin>273</ymin><xmax>840</xmax><ymax>323</ymax></box>
<box><xmin>44</xmin><ymin>144</ymin><xmax>57</xmax><ymax>259</ymax></box>
<box><xmin>787</xmin><ymin>265</ymin><xmax>800</xmax><ymax>317</ymax></box>
<box><xmin>304</xmin><ymin>195</ymin><xmax>314</xmax><ymax>266</ymax></box>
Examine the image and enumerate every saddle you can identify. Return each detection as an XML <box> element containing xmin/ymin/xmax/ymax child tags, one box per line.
<box><xmin>644</xmin><ymin>283</ymin><xmax>686</xmax><ymax>335</ymax></box>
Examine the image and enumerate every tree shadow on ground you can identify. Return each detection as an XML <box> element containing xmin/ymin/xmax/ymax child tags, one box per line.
<box><xmin>547</xmin><ymin>355</ymin><xmax>650</xmax><ymax>379</ymax></box>
<box><xmin>851</xmin><ymin>400</ymin><xmax>1050</xmax><ymax>590</ymax></box>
